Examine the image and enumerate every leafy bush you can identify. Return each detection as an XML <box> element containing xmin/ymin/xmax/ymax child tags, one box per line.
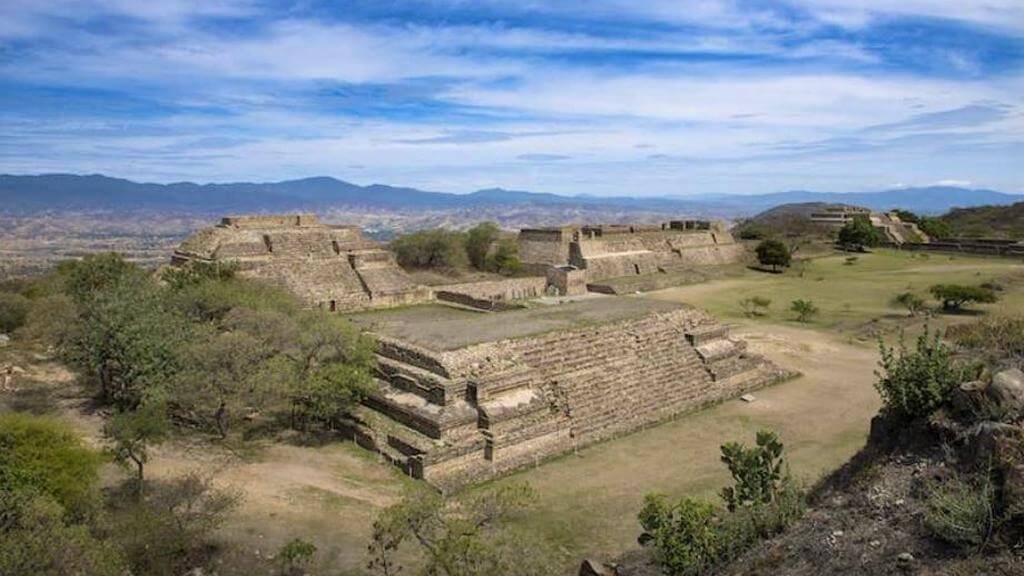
<box><xmin>929</xmin><ymin>284</ymin><xmax>998</xmax><ymax>312</ymax></box>
<box><xmin>739</xmin><ymin>296</ymin><xmax>771</xmax><ymax>318</ymax></box>
<box><xmin>487</xmin><ymin>238</ymin><xmax>522</xmax><ymax>275</ymax></box>
<box><xmin>844</xmin><ymin>256</ymin><xmax>859</xmax><ymax>266</ymax></box>
<box><xmin>0</xmin><ymin>291</ymin><xmax>30</xmax><ymax>333</ymax></box>
<box><xmin>755</xmin><ymin>239</ymin><xmax>791</xmax><ymax>272</ymax></box>
<box><xmin>0</xmin><ymin>489</ymin><xmax>127</xmax><ymax>576</ymax></box>
<box><xmin>639</xmin><ymin>496</ymin><xmax>720</xmax><ymax>576</ymax></box>
<box><xmin>276</xmin><ymin>538</ymin><xmax>317</xmax><ymax>575</ymax></box>
<box><xmin>918</xmin><ymin>217</ymin><xmax>953</xmax><ymax>240</ymax></box>
<box><xmin>390</xmin><ymin>228</ymin><xmax>467</xmax><ymax>269</ymax></box>
<box><xmin>893</xmin><ymin>292</ymin><xmax>927</xmax><ymax>316</ymax></box>
<box><xmin>720</xmin><ymin>430</ymin><xmax>787</xmax><ymax>512</ymax></box>
<box><xmin>369</xmin><ymin>483</ymin><xmax>561</xmax><ymax>576</ymax></box>
<box><xmin>924</xmin><ymin>473</ymin><xmax>995</xmax><ymax>550</ymax></box>
<box><xmin>465</xmin><ymin>221</ymin><xmax>500</xmax><ymax>270</ymax></box>
<box><xmin>790</xmin><ymin>299</ymin><xmax>818</xmax><ymax>323</ymax></box>
<box><xmin>0</xmin><ymin>413</ymin><xmax>103</xmax><ymax>517</ymax></box>
<box><xmin>874</xmin><ymin>326</ymin><xmax>967</xmax><ymax>420</ymax></box>
<box><xmin>639</xmin><ymin>430</ymin><xmax>804</xmax><ymax>576</ymax></box>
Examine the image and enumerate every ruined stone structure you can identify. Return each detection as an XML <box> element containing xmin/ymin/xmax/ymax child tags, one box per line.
<box><xmin>810</xmin><ymin>207</ymin><xmax>929</xmax><ymax>245</ymax></box>
<box><xmin>172</xmin><ymin>214</ymin><xmax>431</xmax><ymax>311</ymax></box>
<box><xmin>518</xmin><ymin>221</ymin><xmax>744</xmax><ymax>284</ymax></box>
<box><xmin>347</xmin><ymin>300</ymin><xmax>792</xmax><ymax>489</ymax></box>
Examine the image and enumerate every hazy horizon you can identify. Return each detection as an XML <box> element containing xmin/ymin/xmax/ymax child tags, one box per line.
<box><xmin>1</xmin><ymin>1</ymin><xmax>1022</xmax><ymax>196</ymax></box>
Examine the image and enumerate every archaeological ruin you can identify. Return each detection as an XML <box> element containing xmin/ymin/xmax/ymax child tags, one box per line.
<box><xmin>173</xmin><ymin>214</ymin><xmax>792</xmax><ymax>487</ymax></box>
<box><xmin>172</xmin><ymin>214</ymin><xmax>431</xmax><ymax>311</ymax></box>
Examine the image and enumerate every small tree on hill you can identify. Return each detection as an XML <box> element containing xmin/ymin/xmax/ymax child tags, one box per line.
<box><xmin>755</xmin><ymin>240</ymin><xmax>791</xmax><ymax>272</ymax></box>
<box><xmin>929</xmin><ymin>284</ymin><xmax>998</xmax><ymax>312</ymax></box>
<box><xmin>790</xmin><ymin>299</ymin><xmax>818</xmax><ymax>323</ymax></box>
<box><xmin>837</xmin><ymin>215</ymin><xmax>881</xmax><ymax>249</ymax></box>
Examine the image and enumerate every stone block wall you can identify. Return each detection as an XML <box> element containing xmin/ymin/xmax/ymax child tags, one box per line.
<box><xmin>172</xmin><ymin>214</ymin><xmax>430</xmax><ymax>312</ymax></box>
<box><xmin>355</xmin><ymin>307</ymin><xmax>794</xmax><ymax>489</ymax></box>
<box><xmin>435</xmin><ymin>277</ymin><xmax>549</xmax><ymax>302</ymax></box>
<box><xmin>546</xmin><ymin>266</ymin><xmax>588</xmax><ymax>296</ymax></box>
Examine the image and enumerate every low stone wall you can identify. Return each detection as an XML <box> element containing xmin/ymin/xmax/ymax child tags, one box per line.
<box><xmin>435</xmin><ymin>277</ymin><xmax>548</xmax><ymax>302</ymax></box>
<box><xmin>898</xmin><ymin>241</ymin><xmax>1024</xmax><ymax>258</ymax></box>
<box><xmin>435</xmin><ymin>290</ymin><xmax>523</xmax><ymax>312</ymax></box>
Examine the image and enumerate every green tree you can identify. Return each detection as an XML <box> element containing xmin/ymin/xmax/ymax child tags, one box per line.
<box><xmin>368</xmin><ymin>483</ymin><xmax>560</xmax><ymax>576</ymax></box>
<box><xmin>104</xmin><ymin>397</ymin><xmax>169</xmax><ymax>497</ymax></box>
<box><xmin>875</xmin><ymin>326</ymin><xmax>967</xmax><ymax>420</ymax></box>
<box><xmin>755</xmin><ymin>239</ymin><xmax>791</xmax><ymax>272</ymax></box>
<box><xmin>0</xmin><ymin>413</ymin><xmax>103</xmax><ymax>518</ymax></box>
<box><xmin>487</xmin><ymin>238</ymin><xmax>522</xmax><ymax>275</ymax></box>
<box><xmin>59</xmin><ymin>252</ymin><xmax>138</xmax><ymax>305</ymax></box>
<box><xmin>59</xmin><ymin>273</ymin><xmax>190</xmax><ymax>409</ymax></box>
<box><xmin>390</xmin><ymin>229</ymin><xmax>468</xmax><ymax>269</ymax></box>
<box><xmin>0</xmin><ymin>291</ymin><xmax>30</xmax><ymax>333</ymax></box>
<box><xmin>929</xmin><ymin>284</ymin><xmax>998</xmax><ymax>312</ymax></box>
<box><xmin>790</xmin><ymin>299</ymin><xmax>818</xmax><ymax>323</ymax></box>
<box><xmin>837</xmin><ymin>215</ymin><xmax>881</xmax><ymax>248</ymax></box>
<box><xmin>465</xmin><ymin>222</ymin><xmax>501</xmax><ymax>270</ymax></box>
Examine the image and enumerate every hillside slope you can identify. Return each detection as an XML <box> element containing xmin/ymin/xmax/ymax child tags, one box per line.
<box><xmin>940</xmin><ymin>202</ymin><xmax>1024</xmax><ymax>239</ymax></box>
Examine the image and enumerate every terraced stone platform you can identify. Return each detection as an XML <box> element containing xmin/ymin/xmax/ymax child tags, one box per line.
<box><xmin>347</xmin><ymin>298</ymin><xmax>795</xmax><ymax>489</ymax></box>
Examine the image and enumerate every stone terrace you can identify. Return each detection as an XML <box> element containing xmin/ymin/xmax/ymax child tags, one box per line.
<box><xmin>345</xmin><ymin>298</ymin><xmax>794</xmax><ymax>489</ymax></box>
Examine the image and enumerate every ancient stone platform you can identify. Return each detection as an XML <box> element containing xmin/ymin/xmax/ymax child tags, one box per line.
<box><xmin>347</xmin><ymin>298</ymin><xmax>794</xmax><ymax>489</ymax></box>
<box><xmin>172</xmin><ymin>214</ymin><xmax>430</xmax><ymax>311</ymax></box>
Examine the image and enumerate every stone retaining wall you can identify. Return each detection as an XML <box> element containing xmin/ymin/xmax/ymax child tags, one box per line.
<box><xmin>356</xmin><ymin>307</ymin><xmax>795</xmax><ymax>489</ymax></box>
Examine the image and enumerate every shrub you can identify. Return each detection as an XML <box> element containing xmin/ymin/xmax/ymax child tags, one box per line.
<box><xmin>918</xmin><ymin>217</ymin><xmax>953</xmax><ymax>240</ymax></box>
<box><xmin>929</xmin><ymin>284</ymin><xmax>998</xmax><ymax>312</ymax></box>
<box><xmin>0</xmin><ymin>413</ymin><xmax>102</xmax><ymax>517</ymax></box>
<box><xmin>720</xmin><ymin>430</ymin><xmax>787</xmax><ymax>512</ymax></box>
<box><xmin>0</xmin><ymin>489</ymin><xmax>127</xmax><ymax>576</ymax></box>
<box><xmin>790</xmin><ymin>299</ymin><xmax>818</xmax><ymax>323</ymax></box>
<box><xmin>639</xmin><ymin>495</ymin><xmax>720</xmax><ymax>576</ymax></box>
<box><xmin>893</xmin><ymin>292</ymin><xmax>927</xmax><ymax>316</ymax></box>
<box><xmin>487</xmin><ymin>238</ymin><xmax>522</xmax><ymax>275</ymax></box>
<box><xmin>108</xmin><ymin>473</ymin><xmax>240</xmax><ymax>576</ymax></box>
<box><xmin>874</xmin><ymin>326</ymin><xmax>967</xmax><ymax>420</ymax></box>
<box><xmin>639</xmin><ymin>430</ymin><xmax>804</xmax><ymax>575</ymax></box>
<box><xmin>739</xmin><ymin>296</ymin><xmax>771</xmax><ymax>318</ymax></box>
<box><xmin>0</xmin><ymin>291</ymin><xmax>30</xmax><ymax>333</ymax></box>
<box><xmin>390</xmin><ymin>229</ymin><xmax>467</xmax><ymax>269</ymax></box>
<box><xmin>948</xmin><ymin>315</ymin><xmax>1024</xmax><ymax>366</ymax></box>
<box><xmin>276</xmin><ymin>538</ymin><xmax>317</xmax><ymax>575</ymax></box>
<box><xmin>755</xmin><ymin>239</ymin><xmax>791</xmax><ymax>272</ymax></box>
<box><xmin>844</xmin><ymin>256</ymin><xmax>859</xmax><ymax>266</ymax></box>
<box><xmin>924</xmin><ymin>472</ymin><xmax>995</xmax><ymax>550</ymax></box>
<box><xmin>465</xmin><ymin>221</ymin><xmax>500</xmax><ymax>270</ymax></box>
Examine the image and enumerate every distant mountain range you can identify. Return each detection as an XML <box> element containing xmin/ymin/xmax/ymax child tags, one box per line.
<box><xmin>1</xmin><ymin>173</ymin><xmax>1019</xmax><ymax>217</ymax></box>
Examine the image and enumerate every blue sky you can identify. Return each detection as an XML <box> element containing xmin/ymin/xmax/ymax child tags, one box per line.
<box><xmin>1</xmin><ymin>1</ymin><xmax>1022</xmax><ymax>196</ymax></box>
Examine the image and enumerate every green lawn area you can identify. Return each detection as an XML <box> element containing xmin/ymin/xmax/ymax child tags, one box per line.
<box><xmin>649</xmin><ymin>249</ymin><xmax>1024</xmax><ymax>339</ymax></box>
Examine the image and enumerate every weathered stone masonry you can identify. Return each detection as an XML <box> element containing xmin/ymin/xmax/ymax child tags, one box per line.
<box><xmin>353</xmin><ymin>306</ymin><xmax>793</xmax><ymax>489</ymax></box>
<box><xmin>172</xmin><ymin>214</ymin><xmax>431</xmax><ymax>311</ymax></box>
